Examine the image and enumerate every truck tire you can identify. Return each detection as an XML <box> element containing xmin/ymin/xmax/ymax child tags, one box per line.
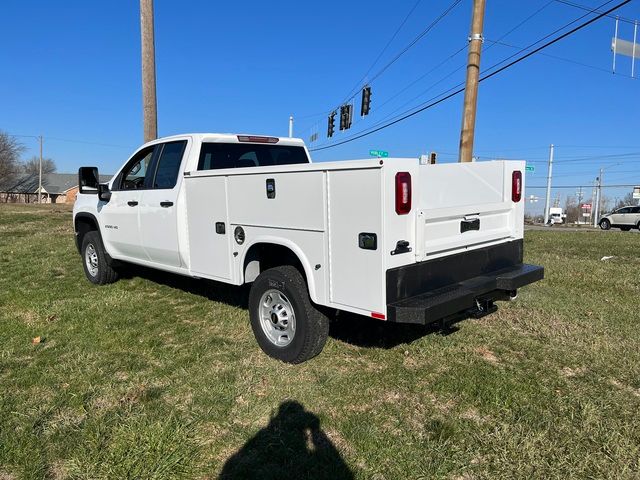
<box><xmin>248</xmin><ymin>265</ymin><xmax>329</xmax><ymax>364</ymax></box>
<box><xmin>81</xmin><ymin>231</ymin><xmax>119</xmax><ymax>285</ymax></box>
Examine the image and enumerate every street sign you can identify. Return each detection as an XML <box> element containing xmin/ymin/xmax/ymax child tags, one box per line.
<box><xmin>369</xmin><ymin>150</ymin><xmax>389</xmax><ymax>158</ymax></box>
<box><xmin>633</xmin><ymin>186</ymin><xmax>640</xmax><ymax>200</ymax></box>
<box><xmin>525</xmin><ymin>165</ymin><xmax>535</xmax><ymax>172</ymax></box>
<box><xmin>581</xmin><ymin>203</ymin><xmax>591</xmax><ymax>210</ymax></box>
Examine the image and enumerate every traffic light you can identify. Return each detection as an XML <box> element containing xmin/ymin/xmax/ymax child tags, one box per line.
<box><xmin>339</xmin><ymin>104</ymin><xmax>353</xmax><ymax>131</ymax></box>
<box><xmin>327</xmin><ymin>111</ymin><xmax>336</xmax><ymax>138</ymax></box>
<box><xmin>361</xmin><ymin>85</ymin><xmax>371</xmax><ymax>116</ymax></box>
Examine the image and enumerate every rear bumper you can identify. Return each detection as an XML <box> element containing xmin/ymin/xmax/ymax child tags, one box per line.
<box><xmin>386</xmin><ymin>240</ymin><xmax>543</xmax><ymax>324</ymax></box>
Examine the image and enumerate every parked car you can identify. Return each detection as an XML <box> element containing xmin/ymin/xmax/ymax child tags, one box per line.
<box><xmin>73</xmin><ymin>133</ymin><xmax>543</xmax><ymax>363</ymax></box>
<box><xmin>599</xmin><ymin>206</ymin><xmax>640</xmax><ymax>231</ymax></box>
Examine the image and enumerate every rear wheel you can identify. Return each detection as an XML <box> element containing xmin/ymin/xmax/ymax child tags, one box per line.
<box><xmin>599</xmin><ymin>219</ymin><xmax>611</xmax><ymax>230</ymax></box>
<box><xmin>248</xmin><ymin>265</ymin><xmax>329</xmax><ymax>364</ymax></box>
<box><xmin>81</xmin><ymin>231</ymin><xmax>119</xmax><ymax>285</ymax></box>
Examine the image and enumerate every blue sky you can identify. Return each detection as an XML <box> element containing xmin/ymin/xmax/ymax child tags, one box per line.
<box><xmin>1</xmin><ymin>0</ymin><xmax>638</xmax><ymax>213</ymax></box>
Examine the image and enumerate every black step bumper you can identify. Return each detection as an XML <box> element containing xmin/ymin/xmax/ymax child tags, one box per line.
<box><xmin>385</xmin><ymin>240</ymin><xmax>543</xmax><ymax>325</ymax></box>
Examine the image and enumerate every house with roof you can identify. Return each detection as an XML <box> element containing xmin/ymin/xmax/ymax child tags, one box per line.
<box><xmin>0</xmin><ymin>173</ymin><xmax>111</xmax><ymax>204</ymax></box>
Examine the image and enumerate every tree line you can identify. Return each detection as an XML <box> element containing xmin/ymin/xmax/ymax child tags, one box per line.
<box><xmin>0</xmin><ymin>131</ymin><xmax>56</xmax><ymax>185</ymax></box>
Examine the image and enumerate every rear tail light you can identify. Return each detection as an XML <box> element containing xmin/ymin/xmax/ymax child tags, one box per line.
<box><xmin>512</xmin><ymin>170</ymin><xmax>522</xmax><ymax>202</ymax></box>
<box><xmin>395</xmin><ymin>172</ymin><xmax>412</xmax><ymax>215</ymax></box>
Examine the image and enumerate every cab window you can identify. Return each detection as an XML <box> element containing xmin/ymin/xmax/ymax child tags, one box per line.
<box><xmin>152</xmin><ymin>141</ymin><xmax>187</xmax><ymax>189</ymax></box>
<box><xmin>197</xmin><ymin>143</ymin><xmax>309</xmax><ymax>171</ymax></box>
<box><xmin>117</xmin><ymin>146</ymin><xmax>156</xmax><ymax>190</ymax></box>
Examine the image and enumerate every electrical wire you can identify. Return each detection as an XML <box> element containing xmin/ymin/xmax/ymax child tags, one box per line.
<box><xmin>339</xmin><ymin>0</ymin><xmax>424</xmax><ymax>105</ymax></box>
<box><xmin>310</xmin><ymin>0</ymin><xmax>631</xmax><ymax>152</ymax></box>
<box><xmin>554</xmin><ymin>0</ymin><xmax>637</xmax><ymax>24</ymax></box>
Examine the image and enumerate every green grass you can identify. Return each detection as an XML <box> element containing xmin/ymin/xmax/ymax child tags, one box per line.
<box><xmin>1</xmin><ymin>204</ymin><xmax>639</xmax><ymax>479</ymax></box>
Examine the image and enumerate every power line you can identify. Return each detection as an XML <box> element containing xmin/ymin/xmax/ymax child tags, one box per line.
<box><xmin>486</xmin><ymin>38</ymin><xmax>637</xmax><ymax>79</ymax></box>
<box><xmin>310</xmin><ymin>0</ymin><xmax>631</xmax><ymax>152</ymax></box>
<box><xmin>339</xmin><ymin>0</ymin><xmax>424</xmax><ymax>105</ymax></box>
<box><xmin>7</xmin><ymin>133</ymin><xmax>135</xmax><ymax>150</ymax></box>
<box><xmin>343</xmin><ymin>1</ymin><xmax>553</xmax><ymax>136</ymax></box>
<box><xmin>330</xmin><ymin>0</ymin><xmax>463</xmax><ymax>111</ymax></box>
<box><xmin>527</xmin><ymin>183</ymin><xmax>638</xmax><ymax>188</ymax></box>
<box><xmin>554</xmin><ymin>0</ymin><xmax>637</xmax><ymax>24</ymax></box>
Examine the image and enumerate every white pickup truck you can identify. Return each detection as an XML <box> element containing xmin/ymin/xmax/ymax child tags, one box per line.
<box><xmin>73</xmin><ymin>133</ymin><xmax>543</xmax><ymax>363</ymax></box>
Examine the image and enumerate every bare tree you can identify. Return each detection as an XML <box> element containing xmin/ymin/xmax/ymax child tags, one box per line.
<box><xmin>22</xmin><ymin>156</ymin><xmax>56</xmax><ymax>175</ymax></box>
<box><xmin>0</xmin><ymin>130</ymin><xmax>24</xmax><ymax>183</ymax></box>
<box><xmin>614</xmin><ymin>192</ymin><xmax>637</xmax><ymax>209</ymax></box>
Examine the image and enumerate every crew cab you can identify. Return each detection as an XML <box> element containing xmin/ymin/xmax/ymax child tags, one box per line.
<box><xmin>73</xmin><ymin>133</ymin><xmax>543</xmax><ymax>363</ymax></box>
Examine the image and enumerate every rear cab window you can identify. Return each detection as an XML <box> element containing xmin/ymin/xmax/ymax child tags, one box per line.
<box><xmin>197</xmin><ymin>143</ymin><xmax>309</xmax><ymax>171</ymax></box>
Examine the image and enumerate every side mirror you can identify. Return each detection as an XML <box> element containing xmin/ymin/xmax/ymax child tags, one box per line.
<box><xmin>98</xmin><ymin>183</ymin><xmax>112</xmax><ymax>202</ymax></box>
<box><xmin>78</xmin><ymin>167</ymin><xmax>99</xmax><ymax>194</ymax></box>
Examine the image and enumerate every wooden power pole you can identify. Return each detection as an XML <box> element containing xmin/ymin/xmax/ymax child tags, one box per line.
<box><xmin>458</xmin><ymin>0</ymin><xmax>486</xmax><ymax>163</ymax></box>
<box><xmin>140</xmin><ymin>0</ymin><xmax>158</xmax><ymax>142</ymax></box>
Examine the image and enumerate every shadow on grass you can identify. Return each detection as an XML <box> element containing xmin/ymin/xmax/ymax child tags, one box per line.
<box><xmin>119</xmin><ymin>264</ymin><xmax>250</xmax><ymax>309</ymax></box>
<box><xmin>329</xmin><ymin>311</ymin><xmax>462</xmax><ymax>349</ymax></box>
<box><xmin>219</xmin><ymin>400</ymin><xmax>354</xmax><ymax>480</ymax></box>
<box><xmin>120</xmin><ymin>265</ymin><xmax>462</xmax><ymax>350</ymax></box>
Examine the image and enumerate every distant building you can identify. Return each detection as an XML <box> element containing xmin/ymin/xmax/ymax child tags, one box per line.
<box><xmin>0</xmin><ymin>173</ymin><xmax>111</xmax><ymax>204</ymax></box>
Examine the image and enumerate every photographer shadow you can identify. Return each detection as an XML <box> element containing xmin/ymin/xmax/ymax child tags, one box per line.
<box><xmin>219</xmin><ymin>401</ymin><xmax>354</xmax><ymax>480</ymax></box>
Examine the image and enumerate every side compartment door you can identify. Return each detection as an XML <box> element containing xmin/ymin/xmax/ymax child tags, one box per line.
<box><xmin>138</xmin><ymin>140</ymin><xmax>189</xmax><ymax>267</ymax></box>
<box><xmin>99</xmin><ymin>145</ymin><xmax>157</xmax><ymax>261</ymax></box>
<box><xmin>184</xmin><ymin>175</ymin><xmax>232</xmax><ymax>280</ymax></box>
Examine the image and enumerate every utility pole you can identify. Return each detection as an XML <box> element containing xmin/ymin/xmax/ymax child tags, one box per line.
<box><xmin>543</xmin><ymin>144</ymin><xmax>554</xmax><ymax>225</ymax></box>
<box><xmin>140</xmin><ymin>0</ymin><xmax>158</xmax><ymax>142</ymax></box>
<box><xmin>38</xmin><ymin>135</ymin><xmax>43</xmax><ymax>204</ymax></box>
<box><xmin>594</xmin><ymin>167</ymin><xmax>604</xmax><ymax>226</ymax></box>
<box><xmin>289</xmin><ymin>115</ymin><xmax>294</xmax><ymax>138</ymax></box>
<box><xmin>591</xmin><ymin>181</ymin><xmax>597</xmax><ymax>225</ymax></box>
<box><xmin>576</xmin><ymin>186</ymin><xmax>583</xmax><ymax>225</ymax></box>
<box><xmin>459</xmin><ymin>0</ymin><xmax>486</xmax><ymax>163</ymax></box>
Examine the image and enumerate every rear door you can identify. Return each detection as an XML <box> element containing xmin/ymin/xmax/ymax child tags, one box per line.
<box><xmin>415</xmin><ymin>161</ymin><xmax>522</xmax><ymax>259</ymax></box>
<box><xmin>138</xmin><ymin>140</ymin><xmax>189</xmax><ymax>267</ymax></box>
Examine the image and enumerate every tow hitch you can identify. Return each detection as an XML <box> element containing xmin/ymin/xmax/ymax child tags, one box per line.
<box><xmin>472</xmin><ymin>298</ymin><xmax>497</xmax><ymax>319</ymax></box>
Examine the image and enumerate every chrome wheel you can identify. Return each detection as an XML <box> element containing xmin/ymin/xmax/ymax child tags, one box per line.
<box><xmin>259</xmin><ymin>289</ymin><xmax>296</xmax><ymax>347</ymax></box>
<box><xmin>85</xmin><ymin>243</ymin><xmax>99</xmax><ymax>277</ymax></box>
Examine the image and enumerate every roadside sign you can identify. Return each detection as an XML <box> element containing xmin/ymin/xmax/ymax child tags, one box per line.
<box><xmin>581</xmin><ymin>203</ymin><xmax>591</xmax><ymax>210</ymax></box>
<box><xmin>525</xmin><ymin>165</ymin><xmax>535</xmax><ymax>172</ymax></box>
<box><xmin>633</xmin><ymin>186</ymin><xmax>640</xmax><ymax>200</ymax></box>
<box><xmin>369</xmin><ymin>149</ymin><xmax>389</xmax><ymax>158</ymax></box>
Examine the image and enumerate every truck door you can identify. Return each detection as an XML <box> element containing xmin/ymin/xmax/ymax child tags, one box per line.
<box><xmin>138</xmin><ymin>140</ymin><xmax>189</xmax><ymax>268</ymax></box>
<box><xmin>99</xmin><ymin>145</ymin><xmax>157</xmax><ymax>261</ymax></box>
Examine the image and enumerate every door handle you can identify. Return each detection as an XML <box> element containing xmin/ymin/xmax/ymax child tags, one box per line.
<box><xmin>127</xmin><ymin>201</ymin><xmax>138</xmax><ymax>207</ymax></box>
<box><xmin>160</xmin><ymin>201</ymin><xmax>174</xmax><ymax>208</ymax></box>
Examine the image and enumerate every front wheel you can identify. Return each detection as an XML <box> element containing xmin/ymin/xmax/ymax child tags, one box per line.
<box><xmin>81</xmin><ymin>231</ymin><xmax>119</xmax><ymax>285</ymax></box>
<box><xmin>248</xmin><ymin>265</ymin><xmax>329</xmax><ymax>364</ymax></box>
<box><xmin>599</xmin><ymin>219</ymin><xmax>611</xmax><ymax>230</ymax></box>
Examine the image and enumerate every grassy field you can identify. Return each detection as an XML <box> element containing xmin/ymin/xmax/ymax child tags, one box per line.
<box><xmin>1</xmin><ymin>204</ymin><xmax>639</xmax><ymax>479</ymax></box>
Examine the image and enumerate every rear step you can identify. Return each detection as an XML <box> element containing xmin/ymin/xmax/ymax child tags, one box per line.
<box><xmin>387</xmin><ymin>264</ymin><xmax>543</xmax><ymax>325</ymax></box>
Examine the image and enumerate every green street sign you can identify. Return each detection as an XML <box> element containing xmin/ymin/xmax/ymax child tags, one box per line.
<box><xmin>369</xmin><ymin>149</ymin><xmax>389</xmax><ymax>158</ymax></box>
<box><xmin>525</xmin><ymin>165</ymin><xmax>535</xmax><ymax>172</ymax></box>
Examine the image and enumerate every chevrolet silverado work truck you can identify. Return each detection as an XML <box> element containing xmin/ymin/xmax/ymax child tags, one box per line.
<box><xmin>73</xmin><ymin>133</ymin><xmax>543</xmax><ymax>363</ymax></box>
